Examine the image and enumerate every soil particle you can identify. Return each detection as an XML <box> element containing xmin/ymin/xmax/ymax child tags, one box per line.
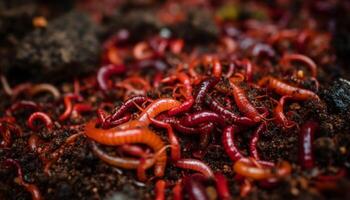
<box><xmin>322</xmin><ymin>78</ymin><xmax>350</xmax><ymax>113</ymax></box>
<box><xmin>313</xmin><ymin>137</ymin><xmax>336</xmax><ymax>166</ymax></box>
<box><xmin>6</xmin><ymin>11</ymin><xmax>101</xmax><ymax>82</ymax></box>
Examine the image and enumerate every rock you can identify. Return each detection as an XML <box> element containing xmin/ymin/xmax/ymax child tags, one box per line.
<box><xmin>7</xmin><ymin>11</ymin><xmax>101</xmax><ymax>82</ymax></box>
<box><xmin>322</xmin><ymin>78</ymin><xmax>350</xmax><ymax>113</ymax></box>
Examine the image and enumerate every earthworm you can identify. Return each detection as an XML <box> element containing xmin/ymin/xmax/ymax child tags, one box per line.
<box><xmin>194</xmin><ymin>77</ymin><xmax>219</xmax><ymax>109</ymax></box>
<box><xmin>249</xmin><ymin>123</ymin><xmax>266</xmax><ymax>160</ymax></box>
<box><xmin>0</xmin><ymin>122</ymin><xmax>22</xmax><ymax>148</ymax></box>
<box><xmin>162</xmin><ymin>72</ymin><xmax>194</xmax><ymax>116</ymax></box>
<box><xmin>299</xmin><ymin>121</ymin><xmax>318</xmax><ymax>169</ymax></box>
<box><xmin>27</xmin><ymin>112</ymin><xmax>53</xmax><ymax>131</ymax></box>
<box><xmin>180</xmin><ymin>111</ymin><xmax>225</xmax><ymax>127</ymax></box>
<box><xmin>59</xmin><ymin>94</ymin><xmax>82</xmax><ymax>121</ymax></box>
<box><xmin>84</xmin><ymin>120</ymin><xmax>166</xmax><ymax>177</ymax></box>
<box><xmin>172</xmin><ymin>181</ymin><xmax>183</xmax><ymax>200</ymax></box>
<box><xmin>6</xmin><ymin>100</ymin><xmax>39</xmax><ymax>116</ymax></box>
<box><xmin>118</xmin><ymin>144</ymin><xmax>151</xmax><ymax>158</ymax></box>
<box><xmin>133</xmin><ymin>41</ymin><xmax>154</xmax><ymax>60</ymax></box>
<box><xmin>230</xmin><ymin>81</ymin><xmax>265</xmax><ymax>122</ymax></box>
<box><xmin>205</xmin><ymin>96</ymin><xmax>257</xmax><ymax>126</ymax></box>
<box><xmin>119</xmin><ymin>98</ymin><xmax>181</xmax><ymax>129</ymax></box>
<box><xmin>212</xmin><ymin>58</ymin><xmax>223</xmax><ymax>78</ymax></box>
<box><xmin>280</xmin><ymin>54</ymin><xmax>317</xmax><ymax>78</ymax></box>
<box><xmin>258</xmin><ymin>76</ymin><xmax>319</xmax><ymax>101</ymax></box>
<box><xmin>233</xmin><ymin>158</ymin><xmax>291</xmax><ymax>180</ymax></box>
<box><xmin>159</xmin><ymin>115</ymin><xmax>214</xmax><ymax>135</ymax></box>
<box><xmin>3</xmin><ymin>159</ymin><xmax>42</xmax><ymax>200</ymax></box>
<box><xmin>90</xmin><ymin>142</ymin><xmax>154</xmax><ymax>169</ymax></box>
<box><xmin>29</xmin><ymin>84</ymin><xmax>61</xmax><ymax>100</ymax></box>
<box><xmin>44</xmin><ymin>133</ymin><xmax>82</xmax><ymax>175</ymax></box>
<box><xmin>71</xmin><ymin>103</ymin><xmax>93</xmax><ymax>118</ymax></box>
<box><xmin>97</xmin><ymin>64</ymin><xmax>126</xmax><ymax>92</ymax></box>
<box><xmin>155</xmin><ymin>179</ymin><xmax>166</xmax><ymax>200</ymax></box>
<box><xmin>236</xmin><ymin>59</ymin><xmax>253</xmax><ymax>82</ymax></box>
<box><xmin>222</xmin><ymin>126</ymin><xmax>244</xmax><ymax>162</ymax></box>
<box><xmin>274</xmin><ymin>95</ymin><xmax>296</xmax><ymax>129</ymax></box>
<box><xmin>149</xmin><ymin>116</ymin><xmax>181</xmax><ymax>161</ymax></box>
<box><xmin>240</xmin><ymin>179</ymin><xmax>252</xmax><ymax>197</ymax></box>
<box><xmin>214</xmin><ymin>173</ymin><xmax>232</xmax><ymax>200</ymax></box>
<box><xmin>175</xmin><ymin>158</ymin><xmax>214</xmax><ymax>178</ymax></box>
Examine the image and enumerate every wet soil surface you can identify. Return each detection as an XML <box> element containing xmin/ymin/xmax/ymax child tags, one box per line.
<box><xmin>1</xmin><ymin>0</ymin><xmax>350</xmax><ymax>200</ymax></box>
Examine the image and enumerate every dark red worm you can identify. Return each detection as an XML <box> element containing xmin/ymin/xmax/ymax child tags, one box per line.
<box><xmin>194</xmin><ymin>77</ymin><xmax>219</xmax><ymax>109</ymax></box>
<box><xmin>157</xmin><ymin>115</ymin><xmax>214</xmax><ymax>135</ymax></box>
<box><xmin>3</xmin><ymin>159</ymin><xmax>42</xmax><ymax>200</ymax></box>
<box><xmin>0</xmin><ymin>122</ymin><xmax>22</xmax><ymax>148</ymax></box>
<box><xmin>165</xmin><ymin>72</ymin><xmax>194</xmax><ymax>116</ymax></box>
<box><xmin>214</xmin><ymin>173</ymin><xmax>232</xmax><ymax>200</ymax></box>
<box><xmin>222</xmin><ymin>126</ymin><xmax>244</xmax><ymax>162</ymax></box>
<box><xmin>299</xmin><ymin>121</ymin><xmax>318</xmax><ymax>169</ymax></box>
<box><xmin>205</xmin><ymin>96</ymin><xmax>257</xmax><ymax>126</ymax></box>
<box><xmin>180</xmin><ymin>111</ymin><xmax>225</xmax><ymax>127</ymax></box>
<box><xmin>274</xmin><ymin>95</ymin><xmax>296</xmax><ymax>129</ymax></box>
<box><xmin>27</xmin><ymin>112</ymin><xmax>53</xmax><ymax>131</ymax></box>
<box><xmin>6</xmin><ymin>100</ymin><xmax>39</xmax><ymax>116</ymax></box>
<box><xmin>175</xmin><ymin>158</ymin><xmax>214</xmax><ymax>178</ymax></box>
<box><xmin>249</xmin><ymin>123</ymin><xmax>266</xmax><ymax>160</ymax></box>
<box><xmin>149</xmin><ymin>116</ymin><xmax>181</xmax><ymax>161</ymax></box>
<box><xmin>97</xmin><ymin>64</ymin><xmax>126</xmax><ymax>92</ymax></box>
<box><xmin>103</xmin><ymin>96</ymin><xmax>148</xmax><ymax>127</ymax></box>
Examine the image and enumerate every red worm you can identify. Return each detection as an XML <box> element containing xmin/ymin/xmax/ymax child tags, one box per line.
<box><xmin>258</xmin><ymin>76</ymin><xmax>319</xmax><ymax>101</ymax></box>
<box><xmin>222</xmin><ymin>126</ymin><xmax>244</xmax><ymax>162</ymax></box>
<box><xmin>299</xmin><ymin>121</ymin><xmax>318</xmax><ymax>169</ymax></box>
<box><xmin>149</xmin><ymin>117</ymin><xmax>181</xmax><ymax>161</ymax></box>
<box><xmin>194</xmin><ymin>77</ymin><xmax>219</xmax><ymax>109</ymax></box>
<box><xmin>180</xmin><ymin>111</ymin><xmax>225</xmax><ymax>127</ymax></box>
<box><xmin>3</xmin><ymin>159</ymin><xmax>42</xmax><ymax>200</ymax></box>
<box><xmin>97</xmin><ymin>64</ymin><xmax>126</xmax><ymax>92</ymax></box>
<box><xmin>119</xmin><ymin>98</ymin><xmax>181</xmax><ymax>129</ymax></box>
<box><xmin>59</xmin><ymin>94</ymin><xmax>82</xmax><ymax>121</ymax></box>
<box><xmin>155</xmin><ymin>180</ymin><xmax>166</xmax><ymax>200</ymax></box>
<box><xmin>172</xmin><ymin>181</ymin><xmax>183</xmax><ymax>200</ymax></box>
<box><xmin>165</xmin><ymin>72</ymin><xmax>194</xmax><ymax>116</ymax></box>
<box><xmin>71</xmin><ymin>103</ymin><xmax>93</xmax><ymax>118</ymax></box>
<box><xmin>44</xmin><ymin>133</ymin><xmax>82</xmax><ymax>175</ymax></box>
<box><xmin>280</xmin><ymin>54</ymin><xmax>317</xmax><ymax>78</ymax></box>
<box><xmin>90</xmin><ymin>142</ymin><xmax>155</xmax><ymax>169</ymax></box>
<box><xmin>118</xmin><ymin>144</ymin><xmax>151</xmax><ymax>158</ymax></box>
<box><xmin>236</xmin><ymin>59</ymin><xmax>253</xmax><ymax>82</ymax></box>
<box><xmin>6</xmin><ymin>100</ymin><xmax>39</xmax><ymax>116</ymax></box>
<box><xmin>85</xmin><ymin>120</ymin><xmax>166</xmax><ymax>177</ymax></box>
<box><xmin>0</xmin><ymin>122</ymin><xmax>22</xmax><ymax>148</ymax></box>
<box><xmin>212</xmin><ymin>58</ymin><xmax>223</xmax><ymax>78</ymax></box>
<box><xmin>175</xmin><ymin>158</ymin><xmax>214</xmax><ymax>178</ymax></box>
<box><xmin>159</xmin><ymin>115</ymin><xmax>215</xmax><ymax>135</ymax></box>
<box><xmin>205</xmin><ymin>96</ymin><xmax>257</xmax><ymax>126</ymax></box>
<box><xmin>27</xmin><ymin>112</ymin><xmax>53</xmax><ymax>131</ymax></box>
<box><xmin>105</xmin><ymin>96</ymin><xmax>148</xmax><ymax>126</ymax></box>
<box><xmin>274</xmin><ymin>95</ymin><xmax>296</xmax><ymax>129</ymax></box>
<box><xmin>214</xmin><ymin>173</ymin><xmax>232</xmax><ymax>200</ymax></box>
<box><xmin>233</xmin><ymin>158</ymin><xmax>291</xmax><ymax>180</ymax></box>
<box><xmin>230</xmin><ymin>81</ymin><xmax>265</xmax><ymax>122</ymax></box>
<box><xmin>249</xmin><ymin>123</ymin><xmax>266</xmax><ymax>160</ymax></box>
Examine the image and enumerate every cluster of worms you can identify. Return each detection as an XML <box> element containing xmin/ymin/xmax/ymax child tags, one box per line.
<box><xmin>0</xmin><ymin>3</ymin><xmax>347</xmax><ymax>200</ymax></box>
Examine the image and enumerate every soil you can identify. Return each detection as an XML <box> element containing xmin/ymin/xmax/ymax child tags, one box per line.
<box><xmin>1</xmin><ymin>1</ymin><xmax>350</xmax><ymax>200</ymax></box>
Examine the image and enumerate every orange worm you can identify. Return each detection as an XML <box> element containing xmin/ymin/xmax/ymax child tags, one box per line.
<box><xmin>84</xmin><ymin>120</ymin><xmax>167</xmax><ymax>177</ymax></box>
<box><xmin>258</xmin><ymin>76</ymin><xmax>319</xmax><ymax>101</ymax></box>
